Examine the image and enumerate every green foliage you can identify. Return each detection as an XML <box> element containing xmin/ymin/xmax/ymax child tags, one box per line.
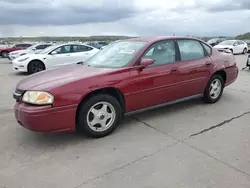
<box><xmin>235</xmin><ymin>32</ymin><xmax>250</xmax><ymax>40</ymax></box>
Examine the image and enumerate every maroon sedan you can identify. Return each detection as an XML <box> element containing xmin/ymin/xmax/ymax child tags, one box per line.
<box><xmin>13</xmin><ymin>36</ymin><xmax>238</xmax><ymax>138</ymax></box>
<box><xmin>0</xmin><ymin>43</ymin><xmax>32</xmax><ymax>58</ymax></box>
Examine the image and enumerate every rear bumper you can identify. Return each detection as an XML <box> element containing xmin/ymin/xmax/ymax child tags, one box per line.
<box><xmin>14</xmin><ymin>103</ymin><xmax>78</xmax><ymax>132</ymax></box>
<box><xmin>225</xmin><ymin>66</ymin><xmax>239</xmax><ymax>86</ymax></box>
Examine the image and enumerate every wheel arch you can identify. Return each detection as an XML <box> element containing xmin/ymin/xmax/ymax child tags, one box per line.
<box><xmin>211</xmin><ymin>70</ymin><xmax>227</xmax><ymax>84</ymax></box>
<box><xmin>28</xmin><ymin>59</ymin><xmax>46</xmax><ymax>70</ymax></box>
<box><xmin>75</xmin><ymin>87</ymin><xmax>126</xmax><ymax>124</ymax></box>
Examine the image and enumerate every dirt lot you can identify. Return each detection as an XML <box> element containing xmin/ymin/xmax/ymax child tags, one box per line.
<box><xmin>0</xmin><ymin>55</ymin><xmax>250</xmax><ymax>188</ymax></box>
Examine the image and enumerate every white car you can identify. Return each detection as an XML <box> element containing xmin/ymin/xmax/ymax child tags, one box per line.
<box><xmin>214</xmin><ymin>40</ymin><xmax>248</xmax><ymax>54</ymax></box>
<box><xmin>12</xmin><ymin>43</ymin><xmax>100</xmax><ymax>74</ymax></box>
<box><xmin>8</xmin><ymin>43</ymin><xmax>53</xmax><ymax>61</ymax></box>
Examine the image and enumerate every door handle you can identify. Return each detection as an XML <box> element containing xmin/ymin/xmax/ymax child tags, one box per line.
<box><xmin>170</xmin><ymin>67</ymin><xmax>178</xmax><ymax>72</ymax></box>
<box><xmin>205</xmin><ymin>61</ymin><xmax>212</xmax><ymax>66</ymax></box>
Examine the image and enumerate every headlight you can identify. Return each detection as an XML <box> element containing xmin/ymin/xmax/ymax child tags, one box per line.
<box><xmin>20</xmin><ymin>53</ymin><xmax>27</xmax><ymax>56</ymax></box>
<box><xmin>18</xmin><ymin>57</ymin><xmax>29</xmax><ymax>62</ymax></box>
<box><xmin>22</xmin><ymin>91</ymin><xmax>54</xmax><ymax>105</ymax></box>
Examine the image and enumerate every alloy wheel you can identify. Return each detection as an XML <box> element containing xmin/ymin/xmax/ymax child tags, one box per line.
<box><xmin>209</xmin><ymin>79</ymin><xmax>222</xmax><ymax>99</ymax></box>
<box><xmin>86</xmin><ymin>101</ymin><xmax>116</xmax><ymax>132</ymax></box>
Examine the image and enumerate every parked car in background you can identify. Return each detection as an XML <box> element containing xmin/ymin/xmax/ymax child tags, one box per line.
<box><xmin>213</xmin><ymin>40</ymin><xmax>248</xmax><ymax>54</ymax></box>
<box><xmin>0</xmin><ymin>43</ymin><xmax>32</xmax><ymax>58</ymax></box>
<box><xmin>207</xmin><ymin>38</ymin><xmax>227</xmax><ymax>47</ymax></box>
<box><xmin>85</xmin><ymin>41</ymin><xmax>109</xmax><ymax>49</ymax></box>
<box><xmin>13</xmin><ymin>36</ymin><xmax>238</xmax><ymax>138</ymax></box>
<box><xmin>12</xmin><ymin>43</ymin><xmax>100</xmax><ymax>74</ymax></box>
<box><xmin>246</xmin><ymin>54</ymin><xmax>250</xmax><ymax>69</ymax></box>
<box><xmin>244</xmin><ymin>40</ymin><xmax>250</xmax><ymax>52</ymax></box>
<box><xmin>8</xmin><ymin>43</ymin><xmax>53</xmax><ymax>61</ymax></box>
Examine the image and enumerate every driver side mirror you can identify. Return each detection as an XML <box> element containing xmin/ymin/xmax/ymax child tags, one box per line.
<box><xmin>32</xmin><ymin>48</ymin><xmax>36</xmax><ymax>51</ymax></box>
<box><xmin>139</xmin><ymin>58</ymin><xmax>155</xmax><ymax>68</ymax></box>
<box><xmin>233</xmin><ymin>43</ymin><xmax>238</xmax><ymax>46</ymax></box>
<box><xmin>51</xmin><ymin>51</ymin><xmax>57</xmax><ymax>55</ymax></box>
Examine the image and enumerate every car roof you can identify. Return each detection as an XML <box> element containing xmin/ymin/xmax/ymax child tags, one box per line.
<box><xmin>126</xmin><ymin>36</ymin><xmax>202</xmax><ymax>43</ymax></box>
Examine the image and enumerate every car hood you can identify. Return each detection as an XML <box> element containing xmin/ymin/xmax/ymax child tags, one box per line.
<box><xmin>10</xmin><ymin>49</ymin><xmax>30</xmax><ymax>55</ymax></box>
<box><xmin>16</xmin><ymin>64</ymin><xmax>114</xmax><ymax>91</ymax></box>
<box><xmin>214</xmin><ymin>44</ymin><xmax>232</xmax><ymax>48</ymax></box>
<box><xmin>15</xmin><ymin>53</ymin><xmax>45</xmax><ymax>61</ymax></box>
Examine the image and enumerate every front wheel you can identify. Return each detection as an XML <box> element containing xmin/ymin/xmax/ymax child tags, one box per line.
<box><xmin>77</xmin><ymin>94</ymin><xmax>123</xmax><ymax>138</ymax></box>
<box><xmin>28</xmin><ymin>61</ymin><xmax>45</xmax><ymax>74</ymax></box>
<box><xmin>1</xmin><ymin>51</ymin><xmax>9</xmax><ymax>58</ymax></box>
<box><xmin>202</xmin><ymin>74</ymin><xmax>224</xmax><ymax>103</ymax></box>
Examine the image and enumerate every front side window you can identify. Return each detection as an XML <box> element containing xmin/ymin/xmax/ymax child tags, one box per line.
<box><xmin>85</xmin><ymin>41</ymin><xmax>147</xmax><ymax>68</ymax></box>
<box><xmin>141</xmin><ymin>40</ymin><xmax>176</xmax><ymax>67</ymax></box>
<box><xmin>177</xmin><ymin>39</ymin><xmax>205</xmax><ymax>61</ymax></box>
<box><xmin>53</xmin><ymin>45</ymin><xmax>71</xmax><ymax>54</ymax></box>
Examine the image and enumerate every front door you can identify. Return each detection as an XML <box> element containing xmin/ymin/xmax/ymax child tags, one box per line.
<box><xmin>174</xmin><ymin>39</ymin><xmax>214</xmax><ymax>99</ymax></box>
<box><xmin>125</xmin><ymin>40</ymin><xmax>180</xmax><ymax>112</ymax></box>
<box><xmin>45</xmin><ymin>45</ymin><xmax>72</xmax><ymax>69</ymax></box>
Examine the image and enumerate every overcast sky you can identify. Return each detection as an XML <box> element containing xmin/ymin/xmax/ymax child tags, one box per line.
<box><xmin>0</xmin><ymin>0</ymin><xmax>250</xmax><ymax>37</ymax></box>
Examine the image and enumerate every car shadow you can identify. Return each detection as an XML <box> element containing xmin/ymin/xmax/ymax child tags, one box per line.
<box><xmin>17</xmin><ymin>94</ymin><xmax>230</xmax><ymax>149</ymax></box>
<box><xmin>9</xmin><ymin>72</ymin><xmax>29</xmax><ymax>76</ymax></box>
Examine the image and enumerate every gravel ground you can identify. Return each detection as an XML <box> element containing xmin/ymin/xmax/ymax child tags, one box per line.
<box><xmin>0</xmin><ymin>54</ymin><xmax>250</xmax><ymax>188</ymax></box>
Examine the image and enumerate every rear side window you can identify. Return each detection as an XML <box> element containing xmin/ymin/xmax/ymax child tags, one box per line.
<box><xmin>177</xmin><ymin>40</ymin><xmax>205</xmax><ymax>61</ymax></box>
<box><xmin>238</xmin><ymin>41</ymin><xmax>244</xmax><ymax>45</ymax></box>
<box><xmin>72</xmin><ymin>45</ymin><xmax>93</xmax><ymax>53</ymax></box>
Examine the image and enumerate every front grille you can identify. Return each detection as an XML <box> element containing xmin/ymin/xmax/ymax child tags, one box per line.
<box><xmin>13</xmin><ymin>89</ymin><xmax>25</xmax><ymax>101</ymax></box>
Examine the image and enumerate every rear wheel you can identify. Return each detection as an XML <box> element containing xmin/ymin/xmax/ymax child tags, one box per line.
<box><xmin>77</xmin><ymin>94</ymin><xmax>122</xmax><ymax>138</ymax></box>
<box><xmin>28</xmin><ymin>60</ymin><xmax>45</xmax><ymax>74</ymax></box>
<box><xmin>1</xmin><ymin>51</ymin><xmax>9</xmax><ymax>58</ymax></box>
<box><xmin>202</xmin><ymin>74</ymin><xmax>224</xmax><ymax>103</ymax></box>
<box><xmin>242</xmin><ymin>48</ymin><xmax>247</xmax><ymax>54</ymax></box>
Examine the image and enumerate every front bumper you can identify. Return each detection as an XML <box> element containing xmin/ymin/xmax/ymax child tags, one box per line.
<box><xmin>14</xmin><ymin>102</ymin><xmax>77</xmax><ymax>132</ymax></box>
<box><xmin>12</xmin><ymin>60</ymin><xmax>27</xmax><ymax>72</ymax></box>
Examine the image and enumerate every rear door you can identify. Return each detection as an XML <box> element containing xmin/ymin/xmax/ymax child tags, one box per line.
<box><xmin>174</xmin><ymin>39</ymin><xmax>214</xmax><ymax>99</ymax></box>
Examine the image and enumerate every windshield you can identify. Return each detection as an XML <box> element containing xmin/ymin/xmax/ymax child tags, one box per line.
<box><xmin>38</xmin><ymin>45</ymin><xmax>57</xmax><ymax>54</ymax></box>
<box><xmin>218</xmin><ymin>40</ymin><xmax>235</xmax><ymax>45</ymax></box>
<box><xmin>26</xmin><ymin>44</ymin><xmax>37</xmax><ymax>50</ymax></box>
<box><xmin>85</xmin><ymin>41</ymin><xmax>147</xmax><ymax>68</ymax></box>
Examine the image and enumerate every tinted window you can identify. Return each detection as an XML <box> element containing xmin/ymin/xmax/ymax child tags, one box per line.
<box><xmin>15</xmin><ymin>44</ymin><xmax>24</xmax><ymax>48</ymax></box>
<box><xmin>36</xmin><ymin>44</ymin><xmax>51</xmax><ymax>50</ymax></box>
<box><xmin>238</xmin><ymin>41</ymin><xmax>244</xmax><ymax>45</ymax></box>
<box><xmin>201</xmin><ymin>43</ymin><xmax>212</xmax><ymax>56</ymax></box>
<box><xmin>142</xmin><ymin>40</ymin><xmax>176</xmax><ymax>67</ymax></box>
<box><xmin>177</xmin><ymin>40</ymin><xmax>205</xmax><ymax>61</ymax></box>
<box><xmin>72</xmin><ymin>45</ymin><xmax>93</xmax><ymax>53</ymax></box>
<box><xmin>16</xmin><ymin>44</ymin><xmax>32</xmax><ymax>48</ymax></box>
<box><xmin>53</xmin><ymin>45</ymin><xmax>71</xmax><ymax>54</ymax></box>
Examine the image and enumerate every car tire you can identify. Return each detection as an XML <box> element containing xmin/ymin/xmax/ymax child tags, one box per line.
<box><xmin>1</xmin><ymin>51</ymin><xmax>9</xmax><ymax>58</ymax></box>
<box><xmin>28</xmin><ymin>60</ymin><xmax>45</xmax><ymax>74</ymax></box>
<box><xmin>77</xmin><ymin>94</ymin><xmax>123</xmax><ymax>138</ymax></box>
<box><xmin>202</xmin><ymin>74</ymin><xmax>224</xmax><ymax>104</ymax></box>
<box><xmin>242</xmin><ymin>48</ymin><xmax>247</xmax><ymax>54</ymax></box>
<box><xmin>230</xmin><ymin>49</ymin><xmax>233</xmax><ymax>54</ymax></box>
